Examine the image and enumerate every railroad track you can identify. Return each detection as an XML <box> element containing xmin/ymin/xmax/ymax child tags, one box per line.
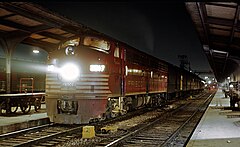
<box><xmin>0</xmin><ymin>99</ymin><xmax>165</xmax><ymax>146</ymax></box>
<box><xmin>94</xmin><ymin>91</ymin><xmax>215</xmax><ymax>147</ymax></box>
<box><xmin>0</xmin><ymin>123</ymin><xmax>83</xmax><ymax>147</ymax></box>
<box><xmin>161</xmin><ymin>93</ymin><xmax>213</xmax><ymax>146</ymax></box>
<box><xmin>0</xmin><ymin>91</ymin><xmax>214</xmax><ymax>147</ymax></box>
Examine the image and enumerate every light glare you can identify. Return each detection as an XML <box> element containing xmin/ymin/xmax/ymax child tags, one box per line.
<box><xmin>60</xmin><ymin>63</ymin><xmax>79</xmax><ymax>81</ymax></box>
<box><xmin>47</xmin><ymin>65</ymin><xmax>55</xmax><ymax>72</ymax></box>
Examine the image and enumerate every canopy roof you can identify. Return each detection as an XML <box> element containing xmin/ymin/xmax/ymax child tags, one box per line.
<box><xmin>186</xmin><ymin>2</ymin><xmax>240</xmax><ymax>82</ymax></box>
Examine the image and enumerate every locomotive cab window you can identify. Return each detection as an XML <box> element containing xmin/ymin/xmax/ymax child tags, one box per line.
<box><xmin>83</xmin><ymin>36</ymin><xmax>110</xmax><ymax>53</ymax></box>
<box><xmin>114</xmin><ymin>47</ymin><xmax>120</xmax><ymax>58</ymax></box>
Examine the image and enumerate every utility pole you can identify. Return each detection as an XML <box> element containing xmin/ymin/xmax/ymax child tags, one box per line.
<box><xmin>178</xmin><ymin>55</ymin><xmax>190</xmax><ymax>71</ymax></box>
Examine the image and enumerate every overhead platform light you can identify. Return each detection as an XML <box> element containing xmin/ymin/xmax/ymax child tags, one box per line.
<box><xmin>33</xmin><ymin>49</ymin><xmax>39</xmax><ymax>54</ymax></box>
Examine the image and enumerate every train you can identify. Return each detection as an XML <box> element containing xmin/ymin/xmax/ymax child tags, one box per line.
<box><xmin>0</xmin><ymin>45</ymin><xmax>47</xmax><ymax>94</ymax></box>
<box><xmin>0</xmin><ymin>60</ymin><xmax>46</xmax><ymax>94</ymax></box>
<box><xmin>0</xmin><ymin>48</ymin><xmax>46</xmax><ymax>114</ymax></box>
<box><xmin>45</xmin><ymin>35</ymin><xmax>204</xmax><ymax>124</ymax></box>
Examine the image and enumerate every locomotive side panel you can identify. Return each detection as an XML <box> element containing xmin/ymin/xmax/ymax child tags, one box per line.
<box><xmin>125</xmin><ymin>47</ymin><xmax>168</xmax><ymax>95</ymax></box>
<box><xmin>167</xmin><ymin>64</ymin><xmax>178</xmax><ymax>99</ymax></box>
<box><xmin>125</xmin><ymin>48</ymin><xmax>148</xmax><ymax>95</ymax></box>
<box><xmin>167</xmin><ymin>64</ymin><xmax>190</xmax><ymax>99</ymax></box>
<box><xmin>122</xmin><ymin>46</ymin><xmax>169</xmax><ymax>109</ymax></box>
<box><xmin>148</xmin><ymin>58</ymin><xmax>168</xmax><ymax>94</ymax></box>
<box><xmin>167</xmin><ymin>64</ymin><xmax>203</xmax><ymax>99</ymax></box>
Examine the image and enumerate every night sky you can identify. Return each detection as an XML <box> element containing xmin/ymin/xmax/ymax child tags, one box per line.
<box><xmin>38</xmin><ymin>1</ymin><xmax>211</xmax><ymax>72</ymax></box>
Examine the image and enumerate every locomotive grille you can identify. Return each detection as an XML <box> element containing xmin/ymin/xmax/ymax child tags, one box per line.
<box><xmin>46</xmin><ymin>73</ymin><xmax>111</xmax><ymax>96</ymax></box>
<box><xmin>77</xmin><ymin>74</ymin><xmax>111</xmax><ymax>94</ymax></box>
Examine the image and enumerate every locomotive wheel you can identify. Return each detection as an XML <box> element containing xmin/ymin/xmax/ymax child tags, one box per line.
<box><xmin>34</xmin><ymin>99</ymin><xmax>41</xmax><ymax>112</ymax></box>
<box><xmin>10</xmin><ymin>100</ymin><xmax>18</xmax><ymax>113</ymax></box>
<box><xmin>20</xmin><ymin>101</ymin><xmax>31</xmax><ymax>114</ymax></box>
<box><xmin>0</xmin><ymin>101</ymin><xmax>6</xmax><ymax>115</ymax></box>
<box><xmin>10</xmin><ymin>105</ymin><xmax>18</xmax><ymax>113</ymax></box>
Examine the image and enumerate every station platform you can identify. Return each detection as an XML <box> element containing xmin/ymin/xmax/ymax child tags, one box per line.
<box><xmin>187</xmin><ymin>89</ymin><xmax>240</xmax><ymax>147</ymax></box>
<box><xmin>0</xmin><ymin>104</ymin><xmax>49</xmax><ymax>134</ymax></box>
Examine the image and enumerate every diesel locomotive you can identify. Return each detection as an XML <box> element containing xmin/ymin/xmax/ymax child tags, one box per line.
<box><xmin>46</xmin><ymin>35</ymin><xmax>204</xmax><ymax>124</ymax></box>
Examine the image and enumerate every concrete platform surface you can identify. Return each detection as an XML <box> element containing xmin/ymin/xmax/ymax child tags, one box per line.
<box><xmin>0</xmin><ymin>104</ymin><xmax>49</xmax><ymax>134</ymax></box>
<box><xmin>187</xmin><ymin>89</ymin><xmax>240</xmax><ymax>147</ymax></box>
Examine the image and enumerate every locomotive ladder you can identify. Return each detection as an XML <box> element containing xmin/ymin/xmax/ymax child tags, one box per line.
<box><xmin>20</xmin><ymin>78</ymin><xmax>34</xmax><ymax>94</ymax></box>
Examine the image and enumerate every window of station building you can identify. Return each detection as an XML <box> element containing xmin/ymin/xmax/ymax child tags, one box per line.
<box><xmin>83</xmin><ymin>36</ymin><xmax>110</xmax><ymax>53</ymax></box>
<box><xmin>58</xmin><ymin>37</ymin><xmax>80</xmax><ymax>49</ymax></box>
<box><xmin>114</xmin><ymin>47</ymin><xmax>120</xmax><ymax>58</ymax></box>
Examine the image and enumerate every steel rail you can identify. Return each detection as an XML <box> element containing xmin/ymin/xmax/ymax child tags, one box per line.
<box><xmin>0</xmin><ymin>123</ymin><xmax>53</xmax><ymax>139</ymax></box>
<box><xmin>104</xmin><ymin>92</ymin><xmax>215</xmax><ymax>147</ymax></box>
<box><xmin>104</xmin><ymin>102</ymin><xmax>192</xmax><ymax>147</ymax></box>
<box><xmin>161</xmin><ymin>92</ymin><xmax>215</xmax><ymax>146</ymax></box>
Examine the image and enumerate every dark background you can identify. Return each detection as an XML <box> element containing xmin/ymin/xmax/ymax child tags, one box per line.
<box><xmin>37</xmin><ymin>1</ymin><xmax>211</xmax><ymax>72</ymax></box>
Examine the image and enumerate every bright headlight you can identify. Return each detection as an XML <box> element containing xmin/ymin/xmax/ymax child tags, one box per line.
<box><xmin>60</xmin><ymin>63</ymin><xmax>79</xmax><ymax>81</ymax></box>
<box><xmin>90</xmin><ymin>65</ymin><xmax>105</xmax><ymax>72</ymax></box>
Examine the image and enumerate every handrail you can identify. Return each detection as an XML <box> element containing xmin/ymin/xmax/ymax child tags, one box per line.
<box><xmin>19</xmin><ymin>78</ymin><xmax>34</xmax><ymax>94</ymax></box>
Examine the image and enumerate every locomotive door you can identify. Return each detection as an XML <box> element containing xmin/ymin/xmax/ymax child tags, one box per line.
<box><xmin>111</xmin><ymin>46</ymin><xmax>125</xmax><ymax>96</ymax></box>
